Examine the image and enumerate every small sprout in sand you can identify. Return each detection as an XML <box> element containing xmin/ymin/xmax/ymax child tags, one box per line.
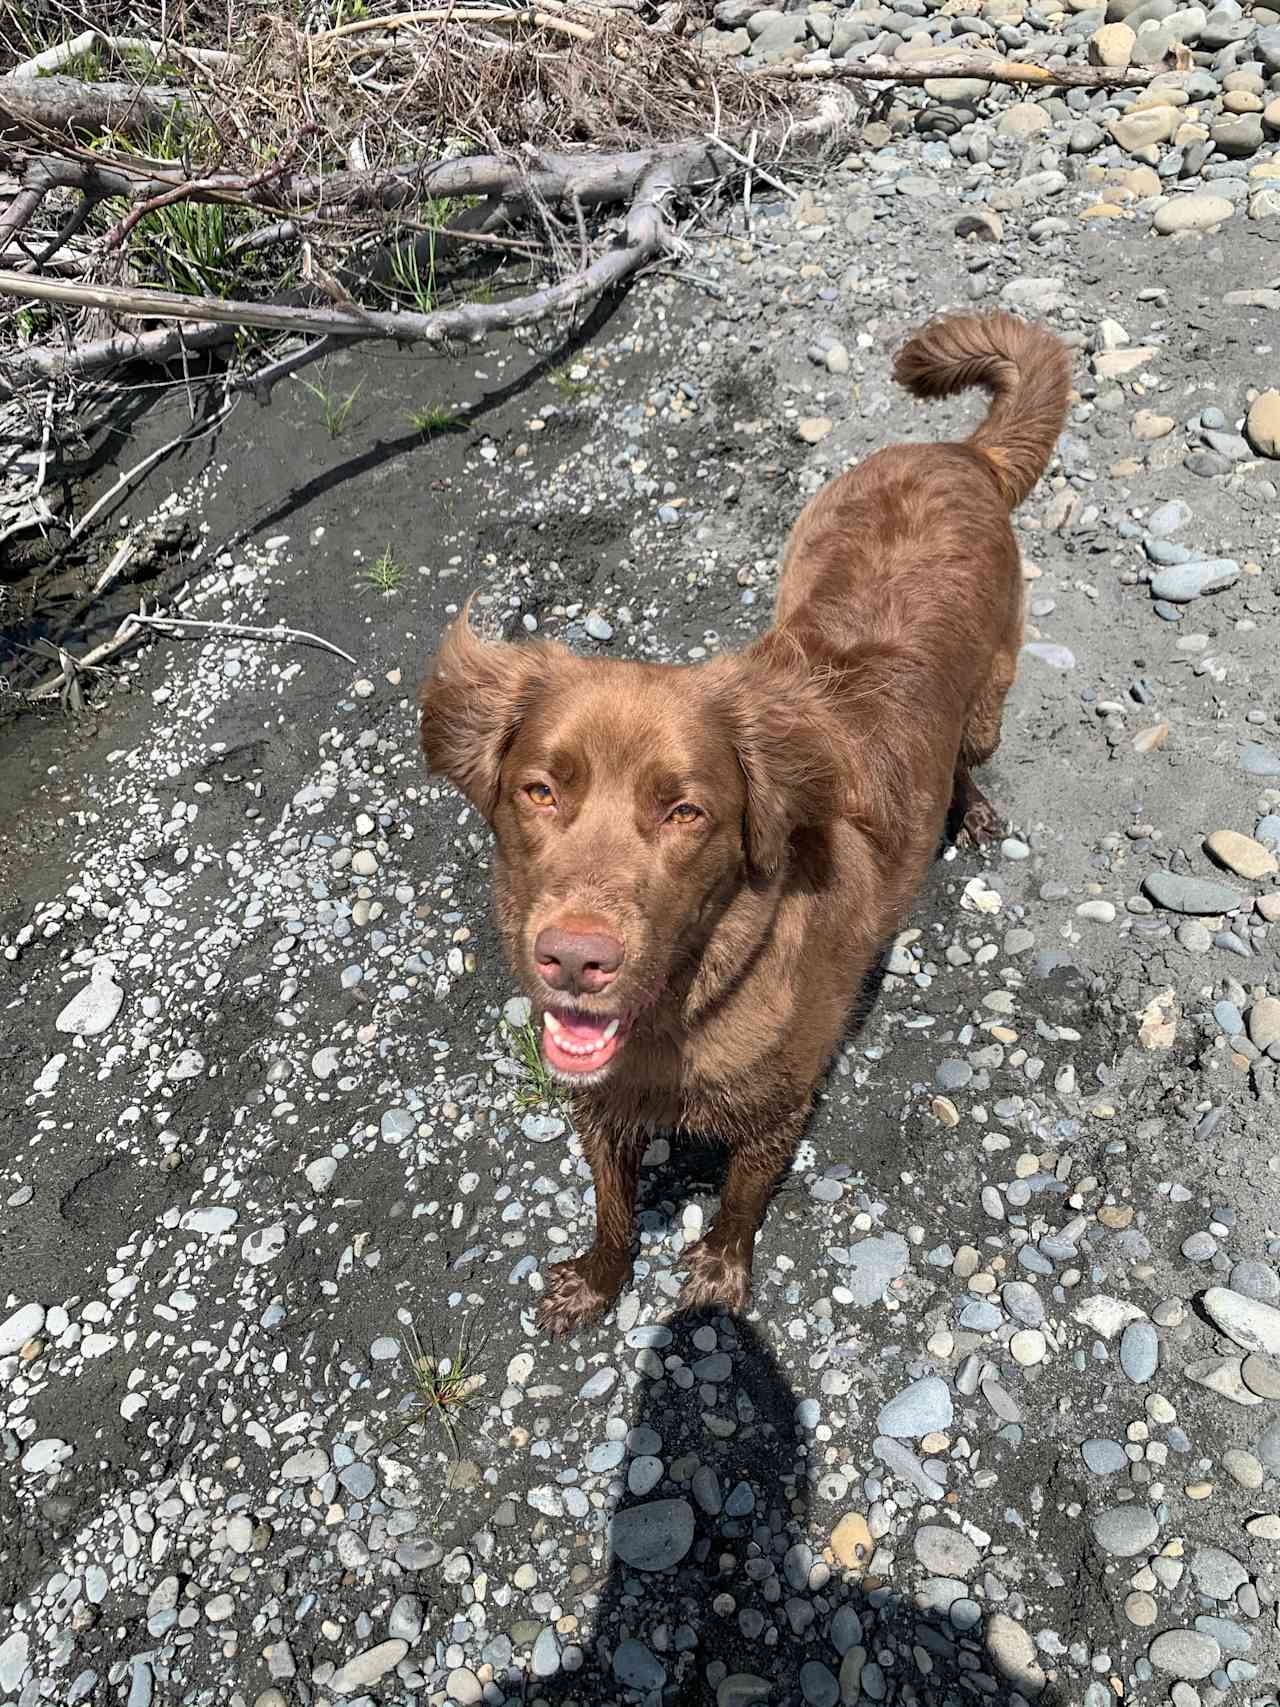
<box><xmin>505</xmin><ymin>1015</ymin><xmax>561</xmax><ymax>1112</ymax></box>
<box><xmin>299</xmin><ymin>375</ymin><xmax>363</xmax><ymax>437</ymax></box>
<box><xmin>362</xmin><ymin>547</ymin><xmax>405</xmax><ymax>597</ymax></box>
<box><xmin>407</xmin><ymin>403</ymin><xmax>462</xmax><ymax>436</ymax></box>
<box><xmin>406</xmin><ymin>1318</ymin><xmax>485</xmax><ymax>1457</ymax></box>
<box><xmin>388</xmin><ymin>230</ymin><xmax>440</xmax><ymax>314</ymax></box>
<box><xmin>547</xmin><ymin>366</ymin><xmax>592</xmax><ymax>403</ymax></box>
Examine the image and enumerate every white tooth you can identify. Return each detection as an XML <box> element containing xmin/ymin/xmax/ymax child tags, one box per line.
<box><xmin>602</xmin><ymin>1018</ymin><xmax>620</xmax><ymax>1040</ymax></box>
<box><xmin>543</xmin><ymin>1011</ymin><xmax>564</xmax><ymax>1036</ymax></box>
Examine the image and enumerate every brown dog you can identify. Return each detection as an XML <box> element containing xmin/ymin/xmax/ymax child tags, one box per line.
<box><xmin>419</xmin><ymin>311</ymin><xmax>1070</xmax><ymax>1336</ymax></box>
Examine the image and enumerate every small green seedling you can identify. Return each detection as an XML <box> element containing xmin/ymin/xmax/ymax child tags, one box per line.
<box><xmin>505</xmin><ymin>1015</ymin><xmax>562</xmax><ymax>1113</ymax></box>
<box><xmin>547</xmin><ymin>366</ymin><xmax>591</xmax><ymax>402</ymax></box>
<box><xmin>361</xmin><ymin>547</ymin><xmax>405</xmax><ymax>596</ymax></box>
<box><xmin>299</xmin><ymin>375</ymin><xmax>363</xmax><ymax>437</ymax></box>
<box><xmin>407</xmin><ymin>403</ymin><xmax>462</xmax><ymax>436</ymax></box>
<box><xmin>405</xmin><ymin>1317</ymin><xmax>484</xmax><ymax>1457</ymax></box>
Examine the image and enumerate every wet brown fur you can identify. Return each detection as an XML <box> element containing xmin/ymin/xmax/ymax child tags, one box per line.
<box><xmin>419</xmin><ymin>311</ymin><xmax>1072</xmax><ymax>1335</ymax></box>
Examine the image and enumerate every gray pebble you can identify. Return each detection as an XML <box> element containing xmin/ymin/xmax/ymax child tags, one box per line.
<box><xmin>609</xmin><ymin>1499</ymin><xmax>696</xmax><ymax>1570</ymax></box>
<box><xmin>1120</xmin><ymin>1320</ymin><xmax>1159</xmax><ymax>1384</ymax></box>
<box><xmin>1091</xmin><ymin>1505</ymin><xmax>1159</xmax><ymax>1557</ymax></box>
<box><xmin>878</xmin><ymin>1377</ymin><xmax>953</xmax><ymax>1438</ymax></box>
<box><xmin>1148</xmin><ymin>1630</ymin><xmax>1221</xmax><ymax>1680</ymax></box>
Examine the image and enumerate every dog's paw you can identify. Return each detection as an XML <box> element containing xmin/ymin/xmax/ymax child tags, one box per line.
<box><xmin>677</xmin><ymin>1240</ymin><xmax>752</xmax><ymax>1316</ymax></box>
<box><xmin>956</xmin><ymin>793</ymin><xmax>1003</xmax><ymax>847</ymax></box>
<box><xmin>535</xmin><ymin>1255</ymin><xmax>624</xmax><ymax>1338</ymax></box>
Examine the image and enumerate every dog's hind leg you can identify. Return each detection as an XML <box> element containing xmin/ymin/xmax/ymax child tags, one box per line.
<box><xmin>951</xmin><ymin>646</ymin><xmax>1017</xmax><ymax>846</ymax></box>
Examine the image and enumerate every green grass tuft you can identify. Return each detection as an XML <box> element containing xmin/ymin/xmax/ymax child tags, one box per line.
<box><xmin>547</xmin><ymin>365</ymin><xmax>591</xmax><ymax>402</ymax></box>
<box><xmin>404</xmin><ymin>1317</ymin><xmax>484</xmax><ymax>1457</ymax></box>
<box><xmin>407</xmin><ymin>402</ymin><xmax>462</xmax><ymax>436</ymax></box>
<box><xmin>300</xmin><ymin>375</ymin><xmax>363</xmax><ymax>437</ymax></box>
<box><xmin>504</xmin><ymin>1014</ymin><xmax>563</xmax><ymax>1114</ymax></box>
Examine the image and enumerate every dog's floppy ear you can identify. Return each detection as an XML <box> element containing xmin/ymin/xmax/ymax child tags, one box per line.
<box><xmin>419</xmin><ymin>602</ymin><xmax>557</xmax><ymax>819</ymax></box>
<box><xmin>712</xmin><ymin>641</ymin><xmax>844</xmax><ymax>879</ymax></box>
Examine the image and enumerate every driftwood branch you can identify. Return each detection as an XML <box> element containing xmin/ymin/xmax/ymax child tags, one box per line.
<box><xmin>23</xmin><ymin>599</ymin><xmax>357</xmax><ymax>703</ymax></box>
<box><xmin>9</xmin><ymin>29</ymin><xmax>237</xmax><ymax>78</ymax></box>
<box><xmin>313</xmin><ymin>7</ymin><xmax>599</xmax><ymax>46</ymax></box>
<box><xmin>0</xmin><ymin>95</ymin><xmax>847</xmax><ymax>388</ymax></box>
<box><xmin>754</xmin><ymin>53</ymin><xmax>1157</xmax><ymax>88</ymax></box>
<box><xmin>0</xmin><ymin>143</ymin><xmax>713</xmax><ymax>378</ymax></box>
<box><xmin>0</xmin><ymin>75</ymin><xmax>188</xmax><ymax>140</ymax></box>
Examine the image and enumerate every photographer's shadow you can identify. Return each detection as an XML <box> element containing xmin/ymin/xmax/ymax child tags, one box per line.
<box><xmin>524</xmin><ymin>1313</ymin><xmax>1057</xmax><ymax>1707</ymax></box>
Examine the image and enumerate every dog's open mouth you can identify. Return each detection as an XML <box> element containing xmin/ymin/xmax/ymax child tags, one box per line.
<box><xmin>541</xmin><ymin>1007</ymin><xmax>632</xmax><ymax>1076</ymax></box>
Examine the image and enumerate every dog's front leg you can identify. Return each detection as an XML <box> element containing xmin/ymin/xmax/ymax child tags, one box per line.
<box><xmin>535</xmin><ymin>1109</ymin><xmax>643</xmax><ymax>1337</ymax></box>
<box><xmin>678</xmin><ymin>1108</ymin><xmax>807</xmax><ymax>1315</ymax></box>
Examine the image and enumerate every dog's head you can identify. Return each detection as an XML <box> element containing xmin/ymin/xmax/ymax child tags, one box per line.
<box><xmin>419</xmin><ymin>610</ymin><xmax>841</xmax><ymax>1084</ymax></box>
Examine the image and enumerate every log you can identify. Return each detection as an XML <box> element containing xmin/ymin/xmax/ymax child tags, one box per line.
<box><xmin>0</xmin><ymin>92</ymin><xmax>848</xmax><ymax>385</ymax></box>
<box><xmin>0</xmin><ymin>74</ymin><xmax>187</xmax><ymax>141</ymax></box>
<box><xmin>0</xmin><ymin>140</ymin><xmax>724</xmax><ymax>370</ymax></box>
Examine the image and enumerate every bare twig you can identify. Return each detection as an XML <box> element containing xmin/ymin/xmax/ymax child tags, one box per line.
<box><xmin>753</xmin><ymin>53</ymin><xmax>1157</xmax><ymax>88</ymax></box>
<box><xmin>314</xmin><ymin>8</ymin><xmax>598</xmax><ymax>46</ymax></box>
<box><xmin>91</xmin><ymin>532</ymin><xmax>140</xmax><ymax>598</ymax></box>
<box><xmin>703</xmin><ymin>130</ymin><xmax>797</xmax><ymax>203</ymax></box>
<box><xmin>743</xmin><ymin>126</ymin><xmax>757</xmax><ymax>238</ymax></box>
<box><xmin>34</xmin><ymin>190</ymin><xmax>101</xmax><ymax>269</ymax></box>
<box><xmin>239</xmin><ymin>336</ymin><xmax>343</xmax><ymax>402</ymax></box>
<box><xmin>127</xmin><ymin>612</ymin><xmax>359</xmax><ymax>666</ymax></box>
<box><xmin>68</xmin><ymin>392</ymin><xmax>238</xmax><ymax>542</ymax></box>
<box><xmin>25</xmin><ymin>598</ymin><xmax>358</xmax><ymax>702</ymax></box>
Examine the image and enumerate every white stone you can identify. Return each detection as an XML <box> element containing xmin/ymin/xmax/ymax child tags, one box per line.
<box><xmin>0</xmin><ymin>1302</ymin><xmax>45</xmax><ymax>1355</ymax></box>
<box><xmin>1203</xmin><ymin>1288</ymin><xmax>1280</xmax><ymax>1358</ymax></box>
<box><xmin>55</xmin><ymin>961</ymin><xmax>124</xmax><ymax>1036</ymax></box>
<box><xmin>1073</xmin><ymin>1295</ymin><xmax>1146</xmax><ymax>1339</ymax></box>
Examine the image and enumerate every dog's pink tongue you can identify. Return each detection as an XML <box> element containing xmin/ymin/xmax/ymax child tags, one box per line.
<box><xmin>553</xmin><ymin>1009</ymin><xmax>611</xmax><ymax>1040</ymax></box>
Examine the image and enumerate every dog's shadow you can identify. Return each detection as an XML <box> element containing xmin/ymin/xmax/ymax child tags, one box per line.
<box><xmin>524</xmin><ymin>1311</ymin><xmax>1062</xmax><ymax>1707</ymax></box>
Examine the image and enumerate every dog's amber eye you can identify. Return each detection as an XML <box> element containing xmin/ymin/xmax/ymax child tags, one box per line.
<box><xmin>667</xmin><ymin>802</ymin><xmax>703</xmax><ymax>825</ymax></box>
<box><xmin>524</xmin><ymin>782</ymin><xmax>556</xmax><ymax>807</ymax></box>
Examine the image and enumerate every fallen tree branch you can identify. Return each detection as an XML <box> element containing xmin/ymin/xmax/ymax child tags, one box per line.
<box><xmin>9</xmin><ymin>29</ymin><xmax>238</xmax><ymax>78</ymax></box>
<box><xmin>0</xmin><ymin>95</ymin><xmax>849</xmax><ymax>388</ymax></box>
<box><xmin>23</xmin><ymin>600</ymin><xmax>358</xmax><ymax>703</ymax></box>
<box><xmin>0</xmin><ymin>74</ymin><xmax>188</xmax><ymax>141</ymax></box>
<box><xmin>753</xmin><ymin>53</ymin><xmax>1157</xmax><ymax>87</ymax></box>
<box><xmin>2</xmin><ymin>318</ymin><xmax>241</xmax><ymax>388</ymax></box>
<box><xmin>314</xmin><ymin>7</ymin><xmax>599</xmax><ymax>46</ymax></box>
<box><xmin>0</xmin><ymin>141</ymin><xmax>740</xmax><ymax>249</ymax></box>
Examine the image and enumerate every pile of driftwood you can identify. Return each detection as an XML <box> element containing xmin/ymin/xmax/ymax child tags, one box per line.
<box><xmin>0</xmin><ymin>6</ymin><xmax>847</xmax><ymax>398</ymax></box>
<box><xmin>0</xmin><ymin>3</ymin><xmax>1158</xmax><ymax>396</ymax></box>
<box><xmin>0</xmin><ymin>0</ymin><xmax>1161</xmax><ymax>714</ymax></box>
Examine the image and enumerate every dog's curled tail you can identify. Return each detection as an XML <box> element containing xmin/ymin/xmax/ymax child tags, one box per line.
<box><xmin>892</xmin><ymin>311</ymin><xmax>1071</xmax><ymax>509</ymax></box>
